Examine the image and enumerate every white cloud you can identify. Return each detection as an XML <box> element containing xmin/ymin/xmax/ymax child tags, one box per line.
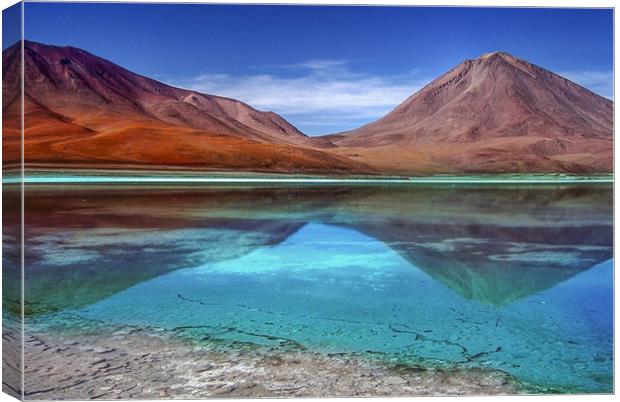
<box><xmin>167</xmin><ymin>60</ymin><xmax>431</xmax><ymax>135</ymax></box>
<box><xmin>167</xmin><ymin>62</ymin><xmax>614</xmax><ymax>135</ymax></box>
<box><xmin>559</xmin><ymin>70</ymin><xmax>613</xmax><ymax>100</ymax></box>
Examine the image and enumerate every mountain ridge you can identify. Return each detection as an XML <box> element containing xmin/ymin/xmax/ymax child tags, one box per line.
<box><xmin>11</xmin><ymin>40</ymin><xmax>322</xmax><ymax>144</ymax></box>
<box><xmin>324</xmin><ymin>50</ymin><xmax>612</xmax><ymax>173</ymax></box>
<box><xmin>2</xmin><ymin>41</ymin><xmax>613</xmax><ymax>174</ymax></box>
<box><xmin>3</xmin><ymin>40</ymin><xmax>365</xmax><ymax>173</ymax></box>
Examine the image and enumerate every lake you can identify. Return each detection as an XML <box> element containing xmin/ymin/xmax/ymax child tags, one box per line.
<box><xmin>3</xmin><ymin>182</ymin><xmax>613</xmax><ymax>396</ymax></box>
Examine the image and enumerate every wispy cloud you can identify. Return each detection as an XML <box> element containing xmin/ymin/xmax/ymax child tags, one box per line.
<box><xmin>559</xmin><ymin>70</ymin><xmax>613</xmax><ymax>100</ymax></box>
<box><xmin>168</xmin><ymin>60</ymin><xmax>431</xmax><ymax>135</ymax></box>
<box><xmin>167</xmin><ymin>62</ymin><xmax>613</xmax><ymax>135</ymax></box>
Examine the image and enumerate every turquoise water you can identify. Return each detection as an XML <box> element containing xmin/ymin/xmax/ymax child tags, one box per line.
<box><xmin>17</xmin><ymin>184</ymin><xmax>613</xmax><ymax>393</ymax></box>
<box><xmin>3</xmin><ymin>170</ymin><xmax>614</xmax><ymax>184</ymax></box>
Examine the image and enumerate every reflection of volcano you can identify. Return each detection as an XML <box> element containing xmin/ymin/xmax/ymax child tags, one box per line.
<box><xmin>333</xmin><ymin>186</ymin><xmax>613</xmax><ymax>305</ymax></box>
<box><xmin>18</xmin><ymin>185</ymin><xmax>612</xmax><ymax>313</ymax></box>
<box><xmin>356</xmin><ymin>224</ymin><xmax>611</xmax><ymax>306</ymax></box>
<box><xmin>12</xmin><ymin>190</ymin><xmax>306</xmax><ymax>315</ymax></box>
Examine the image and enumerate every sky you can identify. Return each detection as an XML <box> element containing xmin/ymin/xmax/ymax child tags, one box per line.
<box><xmin>16</xmin><ymin>3</ymin><xmax>615</xmax><ymax>135</ymax></box>
<box><xmin>2</xmin><ymin>2</ymin><xmax>20</xmax><ymax>51</ymax></box>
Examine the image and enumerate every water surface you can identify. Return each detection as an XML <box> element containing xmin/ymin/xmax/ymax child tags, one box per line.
<box><xmin>11</xmin><ymin>184</ymin><xmax>613</xmax><ymax>393</ymax></box>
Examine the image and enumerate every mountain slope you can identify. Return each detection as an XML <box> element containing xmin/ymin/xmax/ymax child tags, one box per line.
<box><xmin>3</xmin><ymin>41</ymin><xmax>362</xmax><ymax>173</ymax></box>
<box><xmin>3</xmin><ymin>43</ymin><xmax>612</xmax><ymax>174</ymax></box>
<box><xmin>326</xmin><ymin>52</ymin><xmax>613</xmax><ymax>173</ymax></box>
<box><xmin>14</xmin><ymin>41</ymin><xmax>318</xmax><ymax>145</ymax></box>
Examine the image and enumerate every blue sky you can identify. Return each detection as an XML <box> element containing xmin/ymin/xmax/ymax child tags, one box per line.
<box><xmin>19</xmin><ymin>4</ymin><xmax>614</xmax><ymax>135</ymax></box>
<box><xmin>2</xmin><ymin>2</ymin><xmax>20</xmax><ymax>50</ymax></box>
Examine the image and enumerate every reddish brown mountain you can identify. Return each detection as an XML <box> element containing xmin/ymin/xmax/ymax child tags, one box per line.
<box><xmin>327</xmin><ymin>52</ymin><xmax>613</xmax><ymax>173</ymax></box>
<box><xmin>2</xmin><ymin>43</ymin><xmax>613</xmax><ymax>174</ymax></box>
<box><xmin>2</xmin><ymin>41</ymin><xmax>362</xmax><ymax>173</ymax></box>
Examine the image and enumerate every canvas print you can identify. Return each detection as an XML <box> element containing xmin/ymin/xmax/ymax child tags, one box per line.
<box><xmin>1</xmin><ymin>2</ymin><xmax>614</xmax><ymax>399</ymax></box>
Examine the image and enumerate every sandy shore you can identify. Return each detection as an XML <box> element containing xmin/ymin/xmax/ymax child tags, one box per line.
<box><xmin>13</xmin><ymin>324</ymin><xmax>522</xmax><ymax>399</ymax></box>
<box><xmin>2</xmin><ymin>317</ymin><xmax>22</xmax><ymax>399</ymax></box>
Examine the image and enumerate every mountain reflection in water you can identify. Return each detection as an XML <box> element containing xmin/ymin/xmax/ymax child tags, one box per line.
<box><xmin>9</xmin><ymin>184</ymin><xmax>611</xmax><ymax>311</ymax></box>
<box><xmin>3</xmin><ymin>184</ymin><xmax>613</xmax><ymax>392</ymax></box>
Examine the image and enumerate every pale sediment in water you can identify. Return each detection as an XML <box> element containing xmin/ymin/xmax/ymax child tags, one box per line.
<box><xmin>20</xmin><ymin>323</ymin><xmax>521</xmax><ymax>399</ymax></box>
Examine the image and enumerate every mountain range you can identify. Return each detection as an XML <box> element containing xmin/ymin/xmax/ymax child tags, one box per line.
<box><xmin>2</xmin><ymin>41</ymin><xmax>613</xmax><ymax>174</ymax></box>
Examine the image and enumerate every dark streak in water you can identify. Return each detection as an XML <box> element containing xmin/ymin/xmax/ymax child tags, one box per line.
<box><xmin>388</xmin><ymin>323</ymin><xmax>502</xmax><ymax>364</ymax></box>
<box><xmin>177</xmin><ymin>293</ymin><xmax>384</xmax><ymax>326</ymax></box>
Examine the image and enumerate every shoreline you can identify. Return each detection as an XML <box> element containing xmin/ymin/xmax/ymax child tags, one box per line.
<box><xmin>15</xmin><ymin>321</ymin><xmax>524</xmax><ymax>399</ymax></box>
<box><xmin>3</xmin><ymin>170</ymin><xmax>613</xmax><ymax>186</ymax></box>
